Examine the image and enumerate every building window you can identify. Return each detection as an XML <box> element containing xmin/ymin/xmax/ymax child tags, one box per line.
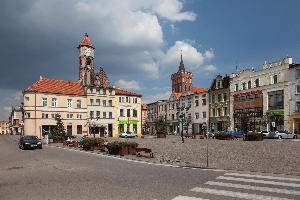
<box><xmin>127</xmin><ymin>109</ymin><xmax>130</xmax><ymax>117</ymax></box>
<box><xmin>212</xmin><ymin>94</ymin><xmax>215</xmax><ymax>103</ymax></box>
<box><xmin>119</xmin><ymin>97</ymin><xmax>122</xmax><ymax>102</ymax></box>
<box><xmin>67</xmin><ymin>99</ymin><xmax>72</xmax><ymax>108</ymax></box>
<box><xmin>96</xmin><ymin>99</ymin><xmax>100</xmax><ymax>106</ymax></box>
<box><xmin>255</xmin><ymin>79</ymin><xmax>259</xmax><ymax>87</ymax></box>
<box><xmin>102</xmin><ymin>89</ymin><xmax>106</xmax><ymax>95</ymax></box>
<box><xmin>133</xmin><ymin>109</ymin><xmax>137</xmax><ymax>117</ymax></box>
<box><xmin>223</xmin><ymin>93</ymin><xmax>227</xmax><ymax>101</ymax></box>
<box><xmin>77</xmin><ymin>114</ymin><xmax>82</xmax><ymax>119</ymax></box>
<box><xmin>67</xmin><ymin>114</ymin><xmax>73</xmax><ymax>119</ymax></box>
<box><xmin>109</xmin><ymin>112</ymin><xmax>112</xmax><ymax>119</ymax></box>
<box><xmin>218</xmin><ymin>108</ymin><xmax>222</xmax><ymax>116</ymax></box>
<box><xmin>90</xmin><ymin>111</ymin><xmax>94</xmax><ymax>119</ymax></box>
<box><xmin>195</xmin><ymin>113</ymin><xmax>199</xmax><ymax>119</ymax></box>
<box><xmin>120</xmin><ymin>109</ymin><xmax>124</xmax><ymax>117</ymax></box>
<box><xmin>235</xmin><ymin>84</ymin><xmax>239</xmax><ymax>92</ymax></box>
<box><xmin>218</xmin><ymin>94</ymin><xmax>222</xmax><ymax>102</ymax></box>
<box><xmin>224</xmin><ymin>107</ymin><xmax>228</xmax><ymax>116</ymax></box>
<box><xmin>296</xmin><ymin>85</ymin><xmax>300</xmax><ymax>94</ymax></box>
<box><xmin>202</xmin><ymin>99</ymin><xmax>206</xmax><ymax>105</ymax></box>
<box><xmin>25</xmin><ymin>96</ymin><xmax>29</xmax><ymax>101</ymax></box>
<box><xmin>296</xmin><ymin>102</ymin><xmax>300</xmax><ymax>112</ymax></box>
<box><xmin>296</xmin><ymin>69</ymin><xmax>300</xmax><ymax>79</ymax></box>
<box><xmin>77</xmin><ymin>100</ymin><xmax>81</xmax><ymax>108</ymax></box>
<box><xmin>242</xmin><ymin>83</ymin><xmax>246</xmax><ymax>90</ymax></box>
<box><xmin>203</xmin><ymin>112</ymin><xmax>206</xmax><ymax>118</ymax></box>
<box><xmin>273</xmin><ymin>75</ymin><xmax>278</xmax><ymax>84</ymax></box>
<box><xmin>195</xmin><ymin>100</ymin><xmax>199</xmax><ymax>106</ymax></box>
<box><xmin>90</xmin><ymin>99</ymin><xmax>94</xmax><ymax>106</ymax></box>
<box><xmin>77</xmin><ymin>125</ymin><xmax>82</xmax><ymax>134</ymax></box>
<box><xmin>103</xmin><ymin>100</ymin><xmax>106</xmax><ymax>107</ymax></box>
<box><xmin>109</xmin><ymin>89</ymin><xmax>112</xmax><ymax>95</ymax></box>
<box><xmin>103</xmin><ymin>112</ymin><xmax>106</xmax><ymax>118</ymax></box>
<box><xmin>96</xmin><ymin>111</ymin><xmax>100</xmax><ymax>118</ymax></box>
<box><xmin>51</xmin><ymin>114</ymin><xmax>55</xmax><ymax>118</ymax></box>
<box><xmin>108</xmin><ymin>100</ymin><xmax>112</xmax><ymax>107</ymax></box>
<box><xmin>248</xmin><ymin>81</ymin><xmax>251</xmax><ymax>89</ymax></box>
<box><xmin>42</xmin><ymin>113</ymin><xmax>48</xmax><ymax>119</ymax></box>
<box><xmin>26</xmin><ymin>112</ymin><xmax>30</xmax><ymax>118</ymax></box>
<box><xmin>212</xmin><ymin>109</ymin><xmax>215</xmax><ymax>117</ymax></box>
<box><xmin>96</xmin><ymin>88</ymin><xmax>100</xmax><ymax>94</ymax></box>
<box><xmin>268</xmin><ymin>90</ymin><xmax>283</xmax><ymax>110</ymax></box>
<box><xmin>42</xmin><ymin>98</ymin><xmax>47</xmax><ymax>107</ymax></box>
<box><xmin>51</xmin><ymin>98</ymin><xmax>57</xmax><ymax>107</ymax></box>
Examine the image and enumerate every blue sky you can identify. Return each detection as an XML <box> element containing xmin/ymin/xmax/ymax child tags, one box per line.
<box><xmin>0</xmin><ymin>0</ymin><xmax>300</xmax><ymax>120</ymax></box>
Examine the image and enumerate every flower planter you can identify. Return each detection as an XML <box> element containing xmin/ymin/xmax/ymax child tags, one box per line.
<box><xmin>127</xmin><ymin>146</ymin><xmax>137</xmax><ymax>155</ymax></box>
<box><xmin>118</xmin><ymin>146</ymin><xmax>128</xmax><ymax>156</ymax></box>
<box><xmin>157</xmin><ymin>133</ymin><xmax>166</xmax><ymax>138</ymax></box>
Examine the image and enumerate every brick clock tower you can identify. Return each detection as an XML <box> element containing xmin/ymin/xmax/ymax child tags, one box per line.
<box><xmin>171</xmin><ymin>53</ymin><xmax>193</xmax><ymax>94</ymax></box>
<box><xmin>78</xmin><ymin>33</ymin><xmax>95</xmax><ymax>86</ymax></box>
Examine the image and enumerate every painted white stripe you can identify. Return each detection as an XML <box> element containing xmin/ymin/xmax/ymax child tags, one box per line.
<box><xmin>191</xmin><ymin>187</ymin><xmax>292</xmax><ymax>200</ymax></box>
<box><xmin>206</xmin><ymin>181</ymin><xmax>300</xmax><ymax>195</ymax></box>
<box><xmin>217</xmin><ymin>176</ymin><xmax>300</xmax><ymax>188</ymax></box>
<box><xmin>172</xmin><ymin>195</ymin><xmax>209</xmax><ymax>200</ymax></box>
<box><xmin>225</xmin><ymin>172</ymin><xmax>300</xmax><ymax>182</ymax></box>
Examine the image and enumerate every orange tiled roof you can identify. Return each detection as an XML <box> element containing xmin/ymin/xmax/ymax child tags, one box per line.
<box><xmin>24</xmin><ymin>78</ymin><xmax>85</xmax><ymax>96</ymax></box>
<box><xmin>192</xmin><ymin>87</ymin><xmax>208</xmax><ymax>94</ymax></box>
<box><xmin>115</xmin><ymin>88</ymin><xmax>142</xmax><ymax>97</ymax></box>
<box><xmin>174</xmin><ymin>92</ymin><xmax>182</xmax><ymax>99</ymax></box>
<box><xmin>79</xmin><ymin>34</ymin><xmax>94</xmax><ymax>48</ymax></box>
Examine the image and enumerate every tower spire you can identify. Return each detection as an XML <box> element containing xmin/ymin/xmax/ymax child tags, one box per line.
<box><xmin>179</xmin><ymin>49</ymin><xmax>185</xmax><ymax>71</ymax></box>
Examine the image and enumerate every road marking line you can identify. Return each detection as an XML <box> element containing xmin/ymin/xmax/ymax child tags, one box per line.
<box><xmin>190</xmin><ymin>187</ymin><xmax>292</xmax><ymax>200</ymax></box>
<box><xmin>172</xmin><ymin>195</ymin><xmax>210</xmax><ymax>200</ymax></box>
<box><xmin>217</xmin><ymin>176</ymin><xmax>300</xmax><ymax>188</ymax></box>
<box><xmin>206</xmin><ymin>181</ymin><xmax>300</xmax><ymax>195</ymax></box>
<box><xmin>225</xmin><ymin>172</ymin><xmax>300</xmax><ymax>182</ymax></box>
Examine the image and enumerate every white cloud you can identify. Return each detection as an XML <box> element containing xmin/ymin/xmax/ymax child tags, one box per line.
<box><xmin>162</xmin><ymin>41</ymin><xmax>214</xmax><ymax>70</ymax></box>
<box><xmin>116</xmin><ymin>79</ymin><xmax>142</xmax><ymax>90</ymax></box>
<box><xmin>142</xmin><ymin>90</ymin><xmax>172</xmax><ymax>103</ymax></box>
<box><xmin>203</xmin><ymin>64</ymin><xmax>217</xmax><ymax>74</ymax></box>
<box><xmin>3</xmin><ymin>106</ymin><xmax>11</xmax><ymax>112</ymax></box>
<box><xmin>151</xmin><ymin>0</ymin><xmax>196</xmax><ymax>22</ymax></box>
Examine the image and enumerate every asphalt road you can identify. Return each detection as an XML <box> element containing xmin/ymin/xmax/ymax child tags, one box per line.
<box><xmin>0</xmin><ymin>135</ymin><xmax>299</xmax><ymax>200</ymax></box>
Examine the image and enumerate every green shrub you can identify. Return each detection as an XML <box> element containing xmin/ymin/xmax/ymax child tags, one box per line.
<box><xmin>244</xmin><ymin>132</ymin><xmax>263</xmax><ymax>141</ymax></box>
<box><xmin>82</xmin><ymin>137</ymin><xmax>105</xmax><ymax>150</ymax></box>
<box><xmin>107</xmin><ymin>141</ymin><xmax>139</xmax><ymax>155</ymax></box>
<box><xmin>215</xmin><ymin>133</ymin><xmax>231</xmax><ymax>140</ymax></box>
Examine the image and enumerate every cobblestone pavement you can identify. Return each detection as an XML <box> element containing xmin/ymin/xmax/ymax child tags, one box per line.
<box><xmin>50</xmin><ymin>135</ymin><xmax>300</xmax><ymax>176</ymax></box>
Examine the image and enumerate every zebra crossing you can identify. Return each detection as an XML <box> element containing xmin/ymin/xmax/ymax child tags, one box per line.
<box><xmin>172</xmin><ymin>172</ymin><xmax>300</xmax><ymax>200</ymax></box>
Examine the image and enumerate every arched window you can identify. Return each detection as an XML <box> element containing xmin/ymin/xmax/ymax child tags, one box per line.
<box><xmin>255</xmin><ymin>79</ymin><xmax>259</xmax><ymax>87</ymax></box>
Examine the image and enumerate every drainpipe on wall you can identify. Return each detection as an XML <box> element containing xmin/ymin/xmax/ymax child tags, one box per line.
<box><xmin>34</xmin><ymin>92</ymin><xmax>37</xmax><ymax>137</ymax></box>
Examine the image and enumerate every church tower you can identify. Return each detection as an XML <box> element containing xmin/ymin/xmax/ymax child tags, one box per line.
<box><xmin>78</xmin><ymin>33</ymin><xmax>95</xmax><ymax>86</ymax></box>
<box><xmin>171</xmin><ymin>52</ymin><xmax>193</xmax><ymax>94</ymax></box>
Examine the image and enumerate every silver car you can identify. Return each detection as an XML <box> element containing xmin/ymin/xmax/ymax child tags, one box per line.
<box><xmin>275</xmin><ymin>131</ymin><xmax>297</xmax><ymax>139</ymax></box>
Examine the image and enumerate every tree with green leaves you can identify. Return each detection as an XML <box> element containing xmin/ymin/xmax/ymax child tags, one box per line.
<box><xmin>50</xmin><ymin>114</ymin><xmax>66</xmax><ymax>140</ymax></box>
<box><xmin>156</xmin><ymin>116</ymin><xmax>167</xmax><ymax>138</ymax></box>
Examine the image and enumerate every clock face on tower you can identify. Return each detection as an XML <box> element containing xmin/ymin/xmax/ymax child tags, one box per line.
<box><xmin>81</xmin><ymin>47</ymin><xmax>93</xmax><ymax>57</ymax></box>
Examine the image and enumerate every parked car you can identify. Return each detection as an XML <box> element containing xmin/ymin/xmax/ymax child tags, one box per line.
<box><xmin>19</xmin><ymin>135</ymin><xmax>42</xmax><ymax>150</ymax></box>
<box><xmin>275</xmin><ymin>130</ymin><xmax>297</xmax><ymax>139</ymax></box>
<box><xmin>259</xmin><ymin>131</ymin><xmax>272</xmax><ymax>138</ymax></box>
<box><xmin>120</xmin><ymin>132</ymin><xmax>137</xmax><ymax>138</ymax></box>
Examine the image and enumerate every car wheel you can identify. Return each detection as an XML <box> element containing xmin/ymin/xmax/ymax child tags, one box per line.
<box><xmin>20</xmin><ymin>144</ymin><xmax>25</xmax><ymax>150</ymax></box>
<box><xmin>278</xmin><ymin>135</ymin><xmax>282</xmax><ymax>140</ymax></box>
<box><xmin>293</xmin><ymin>135</ymin><xmax>297</xmax><ymax>139</ymax></box>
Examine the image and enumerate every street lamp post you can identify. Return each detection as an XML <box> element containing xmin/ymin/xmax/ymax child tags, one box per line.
<box><xmin>202</xmin><ymin>122</ymin><xmax>208</xmax><ymax>168</ymax></box>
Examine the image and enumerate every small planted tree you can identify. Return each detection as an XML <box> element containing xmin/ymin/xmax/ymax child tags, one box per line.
<box><xmin>156</xmin><ymin>116</ymin><xmax>167</xmax><ymax>138</ymax></box>
<box><xmin>50</xmin><ymin>114</ymin><xmax>66</xmax><ymax>142</ymax></box>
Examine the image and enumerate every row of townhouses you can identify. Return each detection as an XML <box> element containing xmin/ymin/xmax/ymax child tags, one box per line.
<box><xmin>146</xmin><ymin>56</ymin><xmax>300</xmax><ymax>134</ymax></box>
<box><xmin>22</xmin><ymin>34</ymin><xmax>142</xmax><ymax>138</ymax></box>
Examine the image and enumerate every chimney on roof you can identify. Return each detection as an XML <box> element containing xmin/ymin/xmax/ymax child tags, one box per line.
<box><xmin>39</xmin><ymin>76</ymin><xmax>43</xmax><ymax>80</ymax></box>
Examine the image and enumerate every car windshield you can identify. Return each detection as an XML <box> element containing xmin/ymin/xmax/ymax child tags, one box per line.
<box><xmin>23</xmin><ymin>136</ymin><xmax>39</xmax><ymax>141</ymax></box>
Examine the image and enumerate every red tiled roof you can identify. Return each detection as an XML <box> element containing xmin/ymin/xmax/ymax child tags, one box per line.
<box><xmin>141</xmin><ymin>104</ymin><xmax>147</xmax><ymax>110</ymax></box>
<box><xmin>24</xmin><ymin>78</ymin><xmax>85</xmax><ymax>96</ymax></box>
<box><xmin>79</xmin><ymin>34</ymin><xmax>94</xmax><ymax>48</ymax></box>
<box><xmin>192</xmin><ymin>87</ymin><xmax>208</xmax><ymax>94</ymax></box>
<box><xmin>174</xmin><ymin>92</ymin><xmax>182</xmax><ymax>99</ymax></box>
<box><xmin>115</xmin><ymin>88</ymin><xmax>142</xmax><ymax>97</ymax></box>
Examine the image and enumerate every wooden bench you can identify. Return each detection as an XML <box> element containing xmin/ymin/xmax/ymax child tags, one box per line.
<box><xmin>184</xmin><ymin>134</ymin><xmax>196</xmax><ymax>139</ymax></box>
<box><xmin>136</xmin><ymin>147</ymin><xmax>154</xmax><ymax>158</ymax></box>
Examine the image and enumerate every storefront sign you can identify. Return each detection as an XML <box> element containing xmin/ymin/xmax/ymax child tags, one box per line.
<box><xmin>267</xmin><ymin>109</ymin><xmax>284</xmax><ymax>116</ymax></box>
<box><xmin>233</xmin><ymin>89</ymin><xmax>262</xmax><ymax>97</ymax></box>
<box><xmin>118</xmin><ymin>120</ymin><xmax>138</xmax><ymax>125</ymax></box>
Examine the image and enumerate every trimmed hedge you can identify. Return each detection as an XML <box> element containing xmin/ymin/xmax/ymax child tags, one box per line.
<box><xmin>215</xmin><ymin>133</ymin><xmax>232</xmax><ymax>140</ymax></box>
<box><xmin>244</xmin><ymin>132</ymin><xmax>263</xmax><ymax>141</ymax></box>
<box><xmin>107</xmin><ymin>141</ymin><xmax>139</xmax><ymax>155</ymax></box>
<box><xmin>82</xmin><ymin>137</ymin><xmax>105</xmax><ymax>151</ymax></box>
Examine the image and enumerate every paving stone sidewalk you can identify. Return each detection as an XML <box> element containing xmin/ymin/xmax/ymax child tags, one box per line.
<box><xmin>49</xmin><ymin>135</ymin><xmax>300</xmax><ymax>176</ymax></box>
